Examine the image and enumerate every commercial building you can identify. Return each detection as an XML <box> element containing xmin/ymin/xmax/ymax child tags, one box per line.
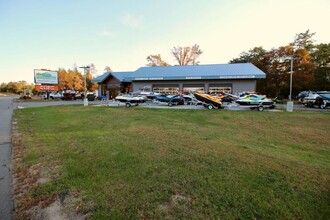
<box><xmin>91</xmin><ymin>63</ymin><xmax>266</xmax><ymax>98</ymax></box>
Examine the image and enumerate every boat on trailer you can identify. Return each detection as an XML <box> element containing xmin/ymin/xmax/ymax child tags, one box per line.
<box><xmin>194</xmin><ymin>91</ymin><xmax>223</xmax><ymax>109</ymax></box>
<box><xmin>234</xmin><ymin>94</ymin><xmax>276</xmax><ymax>111</ymax></box>
<box><xmin>115</xmin><ymin>94</ymin><xmax>147</xmax><ymax>107</ymax></box>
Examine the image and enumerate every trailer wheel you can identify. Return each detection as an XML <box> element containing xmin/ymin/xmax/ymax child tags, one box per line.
<box><xmin>257</xmin><ymin>105</ymin><xmax>264</xmax><ymax>111</ymax></box>
<box><xmin>126</xmin><ymin>102</ymin><xmax>132</xmax><ymax>108</ymax></box>
<box><xmin>208</xmin><ymin>104</ymin><xmax>213</xmax><ymax>110</ymax></box>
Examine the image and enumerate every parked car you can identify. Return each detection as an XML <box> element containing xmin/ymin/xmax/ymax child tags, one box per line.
<box><xmin>49</xmin><ymin>91</ymin><xmax>62</xmax><ymax>99</ymax></box>
<box><xmin>62</xmin><ymin>90</ymin><xmax>76</xmax><ymax>100</ymax></box>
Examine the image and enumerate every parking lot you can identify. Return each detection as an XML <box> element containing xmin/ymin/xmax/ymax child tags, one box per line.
<box><xmin>13</xmin><ymin>98</ymin><xmax>330</xmax><ymax>112</ymax></box>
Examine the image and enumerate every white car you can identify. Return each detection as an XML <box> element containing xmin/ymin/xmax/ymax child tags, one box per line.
<box><xmin>43</xmin><ymin>92</ymin><xmax>62</xmax><ymax>100</ymax></box>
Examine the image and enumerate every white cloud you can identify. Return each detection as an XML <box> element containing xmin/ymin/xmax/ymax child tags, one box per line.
<box><xmin>99</xmin><ymin>30</ymin><xmax>116</xmax><ymax>37</ymax></box>
<box><xmin>121</xmin><ymin>13</ymin><xmax>143</xmax><ymax>29</ymax></box>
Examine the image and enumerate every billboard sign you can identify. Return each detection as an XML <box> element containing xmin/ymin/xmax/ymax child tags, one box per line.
<box><xmin>34</xmin><ymin>69</ymin><xmax>58</xmax><ymax>84</ymax></box>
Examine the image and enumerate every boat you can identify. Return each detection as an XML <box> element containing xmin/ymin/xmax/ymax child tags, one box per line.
<box><xmin>155</xmin><ymin>94</ymin><xmax>184</xmax><ymax>106</ymax></box>
<box><xmin>303</xmin><ymin>91</ymin><xmax>330</xmax><ymax>109</ymax></box>
<box><xmin>235</xmin><ymin>94</ymin><xmax>275</xmax><ymax>111</ymax></box>
<box><xmin>134</xmin><ymin>86</ymin><xmax>161</xmax><ymax>99</ymax></box>
<box><xmin>315</xmin><ymin>91</ymin><xmax>330</xmax><ymax>109</ymax></box>
<box><xmin>193</xmin><ymin>91</ymin><xmax>223</xmax><ymax>109</ymax></box>
<box><xmin>115</xmin><ymin>93</ymin><xmax>147</xmax><ymax>107</ymax></box>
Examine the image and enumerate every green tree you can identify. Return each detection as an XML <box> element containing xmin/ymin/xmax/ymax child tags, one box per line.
<box><xmin>311</xmin><ymin>43</ymin><xmax>330</xmax><ymax>90</ymax></box>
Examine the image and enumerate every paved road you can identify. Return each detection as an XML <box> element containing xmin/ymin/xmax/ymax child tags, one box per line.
<box><xmin>0</xmin><ymin>95</ymin><xmax>18</xmax><ymax>220</ymax></box>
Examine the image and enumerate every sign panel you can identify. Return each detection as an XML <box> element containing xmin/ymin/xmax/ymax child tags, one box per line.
<box><xmin>35</xmin><ymin>85</ymin><xmax>59</xmax><ymax>91</ymax></box>
<box><xmin>34</xmin><ymin>70</ymin><xmax>58</xmax><ymax>84</ymax></box>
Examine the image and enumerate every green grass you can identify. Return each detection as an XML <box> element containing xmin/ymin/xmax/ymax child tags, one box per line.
<box><xmin>14</xmin><ymin>106</ymin><xmax>330</xmax><ymax>219</ymax></box>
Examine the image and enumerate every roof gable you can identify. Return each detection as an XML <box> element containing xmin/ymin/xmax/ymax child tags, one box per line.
<box><xmin>91</xmin><ymin>71</ymin><xmax>134</xmax><ymax>83</ymax></box>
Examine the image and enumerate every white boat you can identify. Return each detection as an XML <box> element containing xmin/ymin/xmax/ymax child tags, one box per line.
<box><xmin>115</xmin><ymin>94</ymin><xmax>147</xmax><ymax>107</ymax></box>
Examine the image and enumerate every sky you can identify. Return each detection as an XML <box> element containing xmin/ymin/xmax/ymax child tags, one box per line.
<box><xmin>0</xmin><ymin>0</ymin><xmax>329</xmax><ymax>83</ymax></box>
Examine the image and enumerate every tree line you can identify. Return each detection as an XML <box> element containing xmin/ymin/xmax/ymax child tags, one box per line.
<box><xmin>1</xmin><ymin>30</ymin><xmax>329</xmax><ymax>97</ymax></box>
<box><xmin>0</xmin><ymin>65</ymin><xmax>99</xmax><ymax>94</ymax></box>
<box><xmin>230</xmin><ymin>30</ymin><xmax>330</xmax><ymax>98</ymax></box>
<box><xmin>145</xmin><ymin>31</ymin><xmax>329</xmax><ymax>98</ymax></box>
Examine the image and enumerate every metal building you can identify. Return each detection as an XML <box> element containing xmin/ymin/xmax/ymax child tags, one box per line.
<box><xmin>91</xmin><ymin>63</ymin><xmax>266</xmax><ymax>98</ymax></box>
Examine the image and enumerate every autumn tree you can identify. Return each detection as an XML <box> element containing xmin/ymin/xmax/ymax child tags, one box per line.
<box><xmin>146</xmin><ymin>44</ymin><xmax>203</xmax><ymax>66</ymax></box>
<box><xmin>311</xmin><ymin>43</ymin><xmax>330</xmax><ymax>90</ymax></box>
<box><xmin>0</xmin><ymin>81</ymin><xmax>34</xmax><ymax>94</ymax></box>
<box><xmin>229</xmin><ymin>30</ymin><xmax>328</xmax><ymax>97</ymax></box>
<box><xmin>171</xmin><ymin>44</ymin><xmax>203</xmax><ymax>65</ymax></box>
<box><xmin>57</xmin><ymin>68</ymin><xmax>68</xmax><ymax>91</ymax></box>
<box><xmin>146</xmin><ymin>54</ymin><xmax>170</xmax><ymax>67</ymax></box>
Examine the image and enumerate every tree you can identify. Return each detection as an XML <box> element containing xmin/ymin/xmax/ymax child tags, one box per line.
<box><xmin>58</xmin><ymin>68</ymin><xmax>68</xmax><ymax>91</ymax></box>
<box><xmin>146</xmin><ymin>54</ymin><xmax>170</xmax><ymax>67</ymax></box>
<box><xmin>229</xmin><ymin>30</ymin><xmax>329</xmax><ymax>97</ymax></box>
<box><xmin>311</xmin><ymin>43</ymin><xmax>330</xmax><ymax>90</ymax></box>
<box><xmin>291</xmin><ymin>29</ymin><xmax>316</xmax><ymax>51</ymax></box>
<box><xmin>171</xmin><ymin>44</ymin><xmax>203</xmax><ymax>65</ymax></box>
<box><xmin>0</xmin><ymin>83</ymin><xmax>7</xmax><ymax>92</ymax></box>
<box><xmin>146</xmin><ymin>44</ymin><xmax>203</xmax><ymax>66</ymax></box>
<box><xmin>230</xmin><ymin>47</ymin><xmax>273</xmax><ymax>95</ymax></box>
<box><xmin>104</xmin><ymin>66</ymin><xmax>112</xmax><ymax>73</ymax></box>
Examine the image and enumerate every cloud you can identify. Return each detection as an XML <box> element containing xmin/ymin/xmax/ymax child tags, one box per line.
<box><xmin>121</xmin><ymin>13</ymin><xmax>143</xmax><ymax>29</ymax></box>
<box><xmin>99</xmin><ymin>30</ymin><xmax>116</xmax><ymax>37</ymax></box>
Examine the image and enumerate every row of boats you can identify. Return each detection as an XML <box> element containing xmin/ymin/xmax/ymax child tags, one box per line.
<box><xmin>299</xmin><ymin>91</ymin><xmax>330</xmax><ymax>109</ymax></box>
<box><xmin>114</xmin><ymin>91</ymin><xmax>276</xmax><ymax>111</ymax></box>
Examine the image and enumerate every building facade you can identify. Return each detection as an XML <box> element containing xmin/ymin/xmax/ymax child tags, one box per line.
<box><xmin>91</xmin><ymin>63</ymin><xmax>266</xmax><ymax>98</ymax></box>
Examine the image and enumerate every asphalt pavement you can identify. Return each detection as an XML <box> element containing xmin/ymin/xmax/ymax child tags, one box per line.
<box><xmin>0</xmin><ymin>95</ymin><xmax>18</xmax><ymax>220</ymax></box>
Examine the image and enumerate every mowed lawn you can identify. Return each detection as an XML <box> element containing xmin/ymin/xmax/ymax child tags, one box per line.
<box><xmin>14</xmin><ymin>106</ymin><xmax>330</xmax><ymax>219</ymax></box>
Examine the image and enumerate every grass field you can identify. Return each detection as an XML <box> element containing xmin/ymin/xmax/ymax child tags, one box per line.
<box><xmin>14</xmin><ymin>106</ymin><xmax>330</xmax><ymax>219</ymax></box>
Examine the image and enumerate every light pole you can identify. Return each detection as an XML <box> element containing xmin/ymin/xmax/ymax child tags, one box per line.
<box><xmin>285</xmin><ymin>57</ymin><xmax>300</xmax><ymax>112</ymax></box>
<box><xmin>79</xmin><ymin>65</ymin><xmax>90</xmax><ymax>106</ymax></box>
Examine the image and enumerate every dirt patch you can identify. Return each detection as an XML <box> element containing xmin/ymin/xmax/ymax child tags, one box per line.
<box><xmin>157</xmin><ymin>194</ymin><xmax>193</xmax><ymax>216</ymax></box>
<box><xmin>11</xmin><ymin>120</ymin><xmax>88</xmax><ymax>220</ymax></box>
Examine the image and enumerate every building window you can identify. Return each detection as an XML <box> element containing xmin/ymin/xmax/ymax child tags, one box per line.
<box><xmin>209</xmin><ymin>86</ymin><xmax>232</xmax><ymax>95</ymax></box>
<box><xmin>183</xmin><ymin>87</ymin><xmax>204</xmax><ymax>94</ymax></box>
<box><xmin>153</xmin><ymin>87</ymin><xmax>179</xmax><ymax>94</ymax></box>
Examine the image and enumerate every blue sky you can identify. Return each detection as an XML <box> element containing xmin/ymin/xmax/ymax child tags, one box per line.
<box><xmin>1</xmin><ymin>0</ymin><xmax>329</xmax><ymax>83</ymax></box>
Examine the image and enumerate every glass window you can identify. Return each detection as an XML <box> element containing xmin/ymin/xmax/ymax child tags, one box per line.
<box><xmin>209</xmin><ymin>87</ymin><xmax>232</xmax><ymax>95</ymax></box>
<box><xmin>153</xmin><ymin>87</ymin><xmax>179</xmax><ymax>94</ymax></box>
<box><xmin>183</xmin><ymin>87</ymin><xmax>204</xmax><ymax>94</ymax></box>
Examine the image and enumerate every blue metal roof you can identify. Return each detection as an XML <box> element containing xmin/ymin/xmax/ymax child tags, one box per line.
<box><xmin>91</xmin><ymin>72</ymin><xmax>109</xmax><ymax>83</ymax></box>
<box><xmin>91</xmin><ymin>63</ymin><xmax>265</xmax><ymax>83</ymax></box>
<box><xmin>91</xmin><ymin>71</ymin><xmax>134</xmax><ymax>83</ymax></box>
<box><xmin>131</xmin><ymin>63</ymin><xmax>265</xmax><ymax>81</ymax></box>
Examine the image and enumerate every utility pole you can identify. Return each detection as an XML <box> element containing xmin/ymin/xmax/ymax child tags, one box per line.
<box><xmin>286</xmin><ymin>57</ymin><xmax>300</xmax><ymax>112</ymax></box>
<box><xmin>79</xmin><ymin>66</ymin><xmax>90</xmax><ymax>106</ymax></box>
